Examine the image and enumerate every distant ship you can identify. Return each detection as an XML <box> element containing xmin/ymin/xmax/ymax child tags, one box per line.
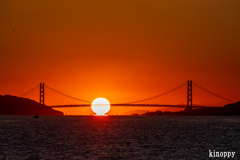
<box><xmin>34</xmin><ymin>114</ymin><xmax>39</xmax><ymax>118</ymax></box>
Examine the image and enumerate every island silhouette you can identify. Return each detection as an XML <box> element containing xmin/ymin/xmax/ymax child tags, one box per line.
<box><xmin>141</xmin><ymin>101</ymin><xmax>240</xmax><ymax>116</ymax></box>
<box><xmin>0</xmin><ymin>95</ymin><xmax>63</xmax><ymax>115</ymax></box>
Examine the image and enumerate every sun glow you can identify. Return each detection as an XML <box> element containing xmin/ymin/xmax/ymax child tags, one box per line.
<box><xmin>91</xmin><ymin>98</ymin><xmax>110</xmax><ymax>116</ymax></box>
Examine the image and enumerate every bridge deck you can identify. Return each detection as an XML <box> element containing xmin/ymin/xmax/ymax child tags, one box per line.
<box><xmin>50</xmin><ymin>104</ymin><xmax>210</xmax><ymax>108</ymax></box>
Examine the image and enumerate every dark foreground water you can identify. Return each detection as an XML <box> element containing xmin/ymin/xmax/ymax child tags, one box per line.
<box><xmin>0</xmin><ymin>116</ymin><xmax>240</xmax><ymax>160</ymax></box>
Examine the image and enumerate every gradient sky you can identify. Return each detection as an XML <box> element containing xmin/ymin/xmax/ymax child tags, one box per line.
<box><xmin>1</xmin><ymin>0</ymin><xmax>240</xmax><ymax>115</ymax></box>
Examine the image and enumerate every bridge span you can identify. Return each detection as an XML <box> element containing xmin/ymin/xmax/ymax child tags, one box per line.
<box><xmin>21</xmin><ymin>80</ymin><xmax>234</xmax><ymax>110</ymax></box>
<box><xmin>50</xmin><ymin>104</ymin><xmax>210</xmax><ymax>108</ymax></box>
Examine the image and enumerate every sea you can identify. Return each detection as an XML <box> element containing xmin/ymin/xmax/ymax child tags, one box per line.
<box><xmin>0</xmin><ymin>116</ymin><xmax>239</xmax><ymax>160</ymax></box>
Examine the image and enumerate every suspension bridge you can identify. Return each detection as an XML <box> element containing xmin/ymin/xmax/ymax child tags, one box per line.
<box><xmin>20</xmin><ymin>80</ymin><xmax>235</xmax><ymax>110</ymax></box>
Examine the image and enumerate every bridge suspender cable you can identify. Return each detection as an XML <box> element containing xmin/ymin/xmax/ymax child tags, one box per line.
<box><xmin>123</xmin><ymin>82</ymin><xmax>188</xmax><ymax>104</ymax></box>
<box><xmin>44</xmin><ymin>84</ymin><xmax>92</xmax><ymax>103</ymax></box>
<box><xmin>192</xmin><ymin>82</ymin><xmax>235</xmax><ymax>102</ymax></box>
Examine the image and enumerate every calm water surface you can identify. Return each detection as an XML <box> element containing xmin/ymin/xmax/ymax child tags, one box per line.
<box><xmin>0</xmin><ymin>116</ymin><xmax>240</xmax><ymax>159</ymax></box>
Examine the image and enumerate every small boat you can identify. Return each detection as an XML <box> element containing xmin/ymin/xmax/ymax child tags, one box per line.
<box><xmin>34</xmin><ymin>114</ymin><xmax>39</xmax><ymax>118</ymax></box>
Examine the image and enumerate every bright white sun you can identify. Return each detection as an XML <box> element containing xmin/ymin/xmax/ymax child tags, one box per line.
<box><xmin>91</xmin><ymin>98</ymin><xmax>110</xmax><ymax>116</ymax></box>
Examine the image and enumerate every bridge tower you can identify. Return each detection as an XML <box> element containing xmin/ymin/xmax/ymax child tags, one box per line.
<box><xmin>187</xmin><ymin>80</ymin><xmax>192</xmax><ymax>110</ymax></box>
<box><xmin>40</xmin><ymin>83</ymin><xmax>44</xmax><ymax>105</ymax></box>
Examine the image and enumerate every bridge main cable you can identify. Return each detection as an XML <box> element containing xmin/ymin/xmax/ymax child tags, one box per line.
<box><xmin>123</xmin><ymin>82</ymin><xmax>188</xmax><ymax>104</ymax></box>
<box><xmin>20</xmin><ymin>84</ymin><xmax>40</xmax><ymax>97</ymax></box>
<box><xmin>192</xmin><ymin>82</ymin><xmax>235</xmax><ymax>102</ymax></box>
<box><xmin>44</xmin><ymin>84</ymin><xmax>92</xmax><ymax>103</ymax></box>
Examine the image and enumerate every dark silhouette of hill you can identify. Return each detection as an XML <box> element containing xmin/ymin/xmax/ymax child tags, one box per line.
<box><xmin>184</xmin><ymin>101</ymin><xmax>240</xmax><ymax>115</ymax></box>
<box><xmin>0</xmin><ymin>95</ymin><xmax>63</xmax><ymax>115</ymax></box>
<box><xmin>221</xmin><ymin>101</ymin><xmax>240</xmax><ymax>114</ymax></box>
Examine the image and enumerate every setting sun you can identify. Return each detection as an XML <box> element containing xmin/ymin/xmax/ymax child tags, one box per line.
<box><xmin>91</xmin><ymin>98</ymin><xmax>110</xmax><ymax>116</ymax></box>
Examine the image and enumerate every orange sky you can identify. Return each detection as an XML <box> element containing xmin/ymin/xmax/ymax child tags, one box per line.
<box><xmin>1</xmin><ymin>0</ymin><xmax>240</xmax><ymax>115</ymax></box>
